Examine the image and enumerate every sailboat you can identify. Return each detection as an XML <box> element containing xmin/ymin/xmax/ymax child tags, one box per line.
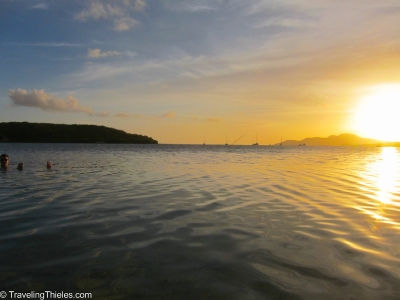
<box><xmin>252</xmin><ymin>133</ymin><xmax>259</xmax><ymax>146</ymax></box>
<box><xmin>280</xmin><ymin>137</ymin><xmax>283</xmax><ymax>146</ymax></box>
<box><xmin>225</xmin><ymin>135</ymin><xmax>229</xmax><ymax>146</ymax></box>
<box><xmin>203</xmin><ymin>136</ymin><xmax>206</xmax><ymax>145</ymax></box>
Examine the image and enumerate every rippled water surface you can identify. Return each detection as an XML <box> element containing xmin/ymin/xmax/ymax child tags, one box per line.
<box><xmin>1</xmin><ymin>144</ymin><xmax>400</xmax><ymax>299</ymax></box>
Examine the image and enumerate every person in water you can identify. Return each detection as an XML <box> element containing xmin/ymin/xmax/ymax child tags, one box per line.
<box><xmin>1</xmin><ymin>154</ymin><xmax>9</xmax><ymax>169</ymax></box>
<box><xmin>1</xmin><ymin>154</ymin><xmax>51</xmax><ymax>170</ymax></box>
<box><xmin>1</xmin><ymin>154</ymin><xmax>25</xmax><ymax>170</ymax></box>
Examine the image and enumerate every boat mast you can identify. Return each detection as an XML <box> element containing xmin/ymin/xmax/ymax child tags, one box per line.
<box><xmin>252</xmin><ymin>133</ymin><xmax>259</xmax><ymax>146</ymax></box>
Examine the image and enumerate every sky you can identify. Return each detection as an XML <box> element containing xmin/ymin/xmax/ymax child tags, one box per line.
<box><xmin>1</xmin><ymin>0</ymin><xmax>400</xmax><ymax>144</ymax></box>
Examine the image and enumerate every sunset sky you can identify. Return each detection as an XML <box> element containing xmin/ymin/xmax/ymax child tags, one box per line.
<box><xmin>1</xmin><ymin>0</ymin><xmax>400</xmax><ymax>144</ymax></box>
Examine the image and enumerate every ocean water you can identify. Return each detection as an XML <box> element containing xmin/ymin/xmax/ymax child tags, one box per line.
<box><xmin>1</xmin><ymin>144</ymin><xmax>400</xmax><ymax>299</ymax></box>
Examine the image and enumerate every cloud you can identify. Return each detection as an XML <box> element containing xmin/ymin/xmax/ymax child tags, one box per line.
<box><xmin>113</xmin><ymin>17</ymin><xmax>139</xmax><ymax>31</ymax></box>
<box><xmin>253</xmin><ymin>17</ymin><xmax>316</xmax><ymax>29</ymax></box>
<box><xmin>133</xmin><ymin>0</ymin><xmax>146</xmax><ymax>11</ymax></box>
<box><xmin>125</xmin><ymin>51</ymin><xmax>139</xmax><ymax>58</ymax></box>
<box><xmin>75</xmin><ymin>2</ymin><xmax>114</xmax><ymax>21</ymax></box>
<box><xmin>8</xmin><ymin>89</ymin><xmax>108</xmax><ymax>117</ymax></box>
<box><xmin>180</xmin><ymin>4</ymin><xmax>216</xmax><ymax>12</ymax></box>
<box><xmin>32</xmin><ymin>3</ymin><xmax>49</xmax><ymax>9</ymax></box>
<box><xmin>114</xmin><ymin>112</ymin><xmax>130</xmax><ymax>117</ymax></box>
<box><xmin>75</xmin><ymin>0</ymin><xmax>145</xmax><ymax>31</ymax></box>
<box><xmin>68</xmin><ymin>0</ymin><xmax>400</xmax><ymax>107</ymax></box>
<box><xmin>95</xmin><ymin>112</ymin><xmax>110</xmax><ymax>117</ymax></box>
<box><xmin>113</xmin><ymin>111</ymin><xmax>176</xmax><ymax>119</ymax></box>
<box><xmin>192</xmin><ymin>117</ymin><xmax>221</xmax><ymax>122</ymax></box>
<box><xmin>6</xmin><ymin>42</ymin><xmax>82</xmax><ymax>47</ymax></box>
<box><xmin>206</xmin><ymin>118</ymin><xmax>221</xmax><ymax>122</ymax></box>
<box><xmin>160</xmin><ymin>111</ymin><xmax>176</xmax><ymax>119</ymax></box>
<box><xmin>164</xmin><ymin>0</ymin><xmax>217</xmax><ymax>12</ymax></box>
<box><xmin>87</xmin><ymin>48</ymin><xmax>120</xmax><ymax>58</ymax></box>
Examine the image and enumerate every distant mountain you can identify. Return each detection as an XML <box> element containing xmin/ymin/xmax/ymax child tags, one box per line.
<box><xmin>0</xmin><ymin>122</ymin><xmax>158</xmax><ymax>144</ymax></box>
<box><xmin>279</xmin><ymin>133</ymin><xmax>381</xmax><ymax>146</ymax></box>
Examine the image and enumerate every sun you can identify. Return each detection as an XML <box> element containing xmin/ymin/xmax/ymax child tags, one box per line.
<box><xmin>352</xmin><ymin>84</ymin><xmax>400</xmax><ymax>142</ymax></box>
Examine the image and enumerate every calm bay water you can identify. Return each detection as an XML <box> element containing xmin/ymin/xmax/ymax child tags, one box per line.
<box><xmin>1</xmin><ymin>144</ymin><xmax>400</xmax><ymax>299</ymax></box>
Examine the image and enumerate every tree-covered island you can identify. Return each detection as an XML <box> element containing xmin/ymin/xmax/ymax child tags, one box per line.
<box><xmin>0</xmin><ymin>122</ymin><xmax>158</xmax><ymax>144</ymax></box>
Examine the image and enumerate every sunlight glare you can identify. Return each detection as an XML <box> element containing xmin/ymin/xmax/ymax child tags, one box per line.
<box><xmin>372</xmin><ymin>147</ymin><xmax>400</xmax><ymax>205</ymax></box>
<box><xmin>353</xmin><ymin>84</ymin><xmax>400</xmax><ymax>141</ymax></box>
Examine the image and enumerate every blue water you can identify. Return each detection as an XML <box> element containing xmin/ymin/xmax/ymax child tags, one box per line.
<box><xmin>1</xmin><ymin>144</ymin><xmax>400</xmax><ymax>299</ymax></box>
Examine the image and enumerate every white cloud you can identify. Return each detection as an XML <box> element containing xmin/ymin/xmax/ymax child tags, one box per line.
<box><xmin>75</xmin><ymin>0</ymin><xmax>145</xmax><ymax>31</ymax></box>
<box><xmin>113</xmin><ymin>17</ymin><xmax>139</xmax><ymax>31</ymax></box>
<box><xmin>164</xmin><ymin>1</ymin><xmax>217</xmax><ymax>12</ymax></box>
<box><xmin>32</xmin><ymin>3</ymin><xmax>49</xmax><ymax>10</ymax></box>
<box><xmin>253</xmin><ymin>17</ymin><xmax>316</xmax><ymax>29</ymax></box>
<box><xmin>182</xmin><ymin>4</ymin><xmax>216</xmax><ymax>12</ymax></box>
<box><xmin>133</xmin><ymin>0</ymin><xmax>146</xmax><ymax>11</ymax></box>
<box><xmin>75</xmin><ymin>2</ymin><xmax>109</xmax><ymax>21</ymax></box>
<box><xmin>71</xmin><ymin>50</ymin><xmax>306</xmax><ymax>85</ymax></box>
<box><xmin>8</xmin><ymin>89</ymin><xmax>108</xmax><ymax>117</ymax></box>
<box><xmin>105</xmin><ymin>3</ymin><xmax>125</xmax><ymax>17</ymax></box>
<box><xmin>87</xmin><ymin>48</ymin><xmax>121</xmax><ymax>58</ymax></box>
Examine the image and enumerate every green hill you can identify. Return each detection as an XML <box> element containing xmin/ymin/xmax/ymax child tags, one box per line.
<box><xmin>0</xmin><ymin>122</ymin><xmax>158</xmax><ymax>144</ymax></box>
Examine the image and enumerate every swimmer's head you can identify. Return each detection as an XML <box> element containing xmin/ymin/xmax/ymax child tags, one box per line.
<box><xmin>1</xmin><ymin>154</ymin><xmax>9</xmax><ymax>169</ymax></box>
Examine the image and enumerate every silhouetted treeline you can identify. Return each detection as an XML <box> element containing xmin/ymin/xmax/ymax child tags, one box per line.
<box><xmin>0</xmin><ymin>122</ymin><xmax>158</xmax><ymax>144</ymax></box>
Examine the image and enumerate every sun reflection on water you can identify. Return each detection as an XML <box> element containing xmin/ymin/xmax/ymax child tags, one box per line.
<box><xmin>371</xmin><ymin>147</ymin><xmax>400</xmax><ymax>205</ymax></box>
<box><xmin>361</xmin><ymin>147</ymin><xmax>400</xmax><ymax>232</ymax></box>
